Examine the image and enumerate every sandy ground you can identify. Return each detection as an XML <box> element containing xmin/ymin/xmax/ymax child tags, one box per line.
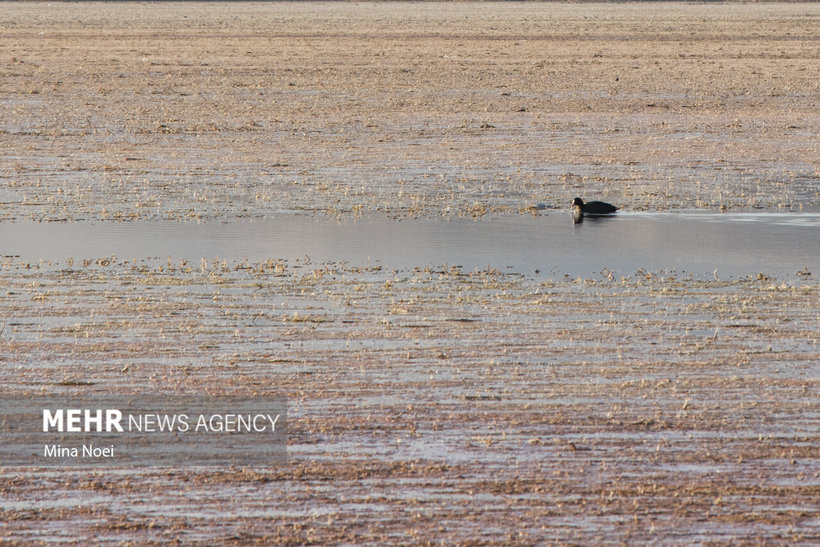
<box><xmin>1</xmin><ymin>2</ymin><xmax>819</xmax><ymax>544</ymax></box>
<box><xmin>1</xmin><ymin>2</ymin><xmax>819</xmax><ymax>220</ymax></box>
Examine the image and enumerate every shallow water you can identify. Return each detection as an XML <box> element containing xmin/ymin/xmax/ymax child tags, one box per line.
<box><xmin>2</xmin><ymin>212</ymin><xmax>818</xmax><ymax>278</ymax></box>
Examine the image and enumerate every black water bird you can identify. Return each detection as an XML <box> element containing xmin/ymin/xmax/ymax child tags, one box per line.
<box><xmin>571</xmin><ymin>197</ymin><xmax>618</xmax><ymax>223</ymax></box>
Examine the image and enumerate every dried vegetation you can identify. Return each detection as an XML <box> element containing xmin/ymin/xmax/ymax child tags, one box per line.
<box><xmin>1</xmin><ymin>3</ymin><xmax>819</xmax><ymax>220</ymax></box>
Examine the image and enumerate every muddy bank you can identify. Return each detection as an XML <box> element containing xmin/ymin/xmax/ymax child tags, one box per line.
<box><xmin>2</xmin><ymin>2</ymin><xmax>819</xmax><ymax>221</ymax></box>
<box><xmin>1</xmin><ymin>257</ymin><xmax>817</xmax><ymax>543</ymax></box>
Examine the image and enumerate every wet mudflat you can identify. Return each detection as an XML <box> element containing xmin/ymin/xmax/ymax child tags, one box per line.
<box><xmin>1</xmin><ymin>1</ymin><xmax>819</xmax><ymax>544</ymax></box>
<box><xmin>1</xmin><ymin>2</ymin><xmax>819</xmax><ymax>221</ymax></box>
<box><xmin>1</xmin><ymin>253</ymin><xmax>818</xmax><ymax>543</ymax></box>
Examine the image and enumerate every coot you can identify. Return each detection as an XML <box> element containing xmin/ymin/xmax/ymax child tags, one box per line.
<box><xmin>571</xmin><ymin>197</ymin><xmax>618</xmax><ymax>222</ymax></box>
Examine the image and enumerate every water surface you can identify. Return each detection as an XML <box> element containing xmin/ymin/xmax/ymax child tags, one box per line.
<box><xmin>2</xmin><ymin>212</ymin><xmax>817</xmax><ymax>279</ymax></box>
